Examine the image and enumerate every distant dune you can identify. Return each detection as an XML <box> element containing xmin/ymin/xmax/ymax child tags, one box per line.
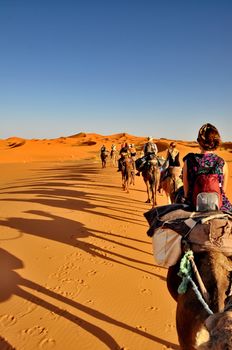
<box><xmin>0</xmin><ymin>132</ymin><xmax>231</xmax><ymax>164</ymax></box>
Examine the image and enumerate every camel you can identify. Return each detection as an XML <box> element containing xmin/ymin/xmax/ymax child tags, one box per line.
<box><xmin>160</xmin><ymin>166</ymin><xmax>183</xmax><ymax>204</ymax></box>
<box><xmin>167</xmin><ymin>250</ymin><xmax>232</xmax><ymax>350</ymax></box>
<box><xmin>121</xmin><ymin>154</ymin><xmax>135</xmax><ymax>193</ymax></box>
<box><xmin>100</xmin><ymin>151</ymin><xmax>108</xmax><ymax>168</ymax></box>
<box><xmin>141</xmin><ymin>155</ymin><xmax>160</xmax><ymax>207</ymax></box>
<box><xmin>110</xmin><ymin>149</ymin><xmax>118</xmax><ymax>167</ymax></box>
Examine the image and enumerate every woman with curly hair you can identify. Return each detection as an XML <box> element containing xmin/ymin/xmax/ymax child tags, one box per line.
<box><xmin>183</xmin><ymin>123</ymin><xmax>232</xmax><ymax>212</ymax></box>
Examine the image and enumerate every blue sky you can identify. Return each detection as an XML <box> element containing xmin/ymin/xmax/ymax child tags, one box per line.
<box><xmin>0</xmin><ymin>0</ymin><xmax>231</xmax><ymax>141</ymax></box>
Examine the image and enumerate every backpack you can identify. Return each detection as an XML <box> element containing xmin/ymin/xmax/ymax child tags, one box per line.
<box><xmin>135</xmin><ymin>156</ymin><xmax>147</xmax><ymax>171</ymax></box>
<box><xmin>193</xmin><ymin>173</ymin><xmax>222</xmax><ymax>211</ymax></box>
<box><xmin>144</xmin><ymin>142</ymin><xmax>156</xmax><ymax>154</ymax></box>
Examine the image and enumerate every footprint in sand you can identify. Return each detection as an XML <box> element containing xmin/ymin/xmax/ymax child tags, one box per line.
<box><xmin>46</xmin><ymin>286</ymin><xmax>76</xmax><ymax>298</ymax></box>
<box><xmin>136</xmin><ymin>325</ymin><xmax>147</xmax><ymax>331</ymax></box>
<box><xmin>48</xmin><ymin>261</ymin><xmax>80</xmax><ymax>281</ymax></box>
<box><xmin>77</xmin><ymin>279</ymin><xmax>88</xmax><ymax>286</ymax></box>
<box><xmin>22</xmin><ymin>325</ymin><xmax>48</xmax><ymax>336</ymax></box>
<box><xmin>142</xmin><ymin>275</ymin><xmax>152</xmax><ymax>280</ymax></box>
<box><xmin>100</xmin><ymin>260</ymin><xmax>114</xmax><ymax>267</ymax></box>
<box><xmin>140</xmin><ymin>288</ymin><xmax>152</xmax><ymax>295</ymax></box>
<box><xmin>0</xmin><ymin>314</ymin><xmax>17</xmax><ymax>327</ymax></box>
<box><xmin>46</xmin><ymin>311</ymin><xmax>60</xmax><ymax>321</ymax></box>
<box><xmin>17</xmin><ymin>302</ymin><xmax>38</xmax><ymax>318</ymax></box>
<box><xmin>87</xmin><ymin>270</ymin><xmax>97</xmax><ymax>276</ymax></box>
<box><xmin>145</xmin><ymin>306</ymin><xmax>159</xmax><ymax>312</ymax></box>
<box><xmin>60</xmin><ymin>278</ymin><xmax>73</xmax><ymax>283</ymax></box>
<box><xmin>39</xmin><ymin>338</ymin><xmax>56</xmax><ymax>349</ymax></box>
<box><xmin>165</xmin><ymin>323</ymin><xmax>176</xmax><ymax>332</ymax></box>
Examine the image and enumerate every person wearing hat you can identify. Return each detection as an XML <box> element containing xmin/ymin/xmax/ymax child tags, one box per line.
<box><xmin>143</xmin><ymin>136</ymin><xmax>158</xmax><ymax>156</ymax></box>
<box><xmin>136</xmin><ymin>137</ymin><xmax>158</xmax><ymax>176</ymax></box>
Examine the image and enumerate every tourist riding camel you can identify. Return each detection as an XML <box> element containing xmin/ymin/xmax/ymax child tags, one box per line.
<box><xmin>100</xmin><ymin>145</ymin><xmax>108</xmax><ymax>168</ymax></box>
<box><xmin>160</xmin><ymin>142</ymin><xmax>180</xmax><ymax>179</ymax></box>
<box><xmin>120</xmin><ymin>153</ymin><xmax>135</xmax><ymax>193</ymax></box>
<box><xmin>145</xmin><ymin>124</ymin><xmax>232</xmax><ymax>349</ymax></box>
<box><xmin>129</xmin><ymin>144</ymin><xmax>137</xmax><ymax>158</ymax></box>
<box><xmin>100</xmin><ymin>144</ymin><xmax>106</xmax><ymax>153</ymax></box>
<box><xmin>143</xmin><ymin>136</ymin><xmax>158</xmax><ymax>157</ymax></box>
<box><xmin>167</xmin><ymin>142</ymin><xmax>180</xmax><ymax>167</ymax></box>
<box><xmin>110</xmin><ymin>143</ymin><xmax>117</xmax><ymax>156</ymax></box>
<box><xmin>183</xmin><ymin>123</ymin><xmax>232</xmax><ymax>212</ymax></box>
<box><xmin>117</xmin><ymin>142</ymin><xmax>130</xmax><ymax>172</ymax></box>
<box><xmin>110</xmin><ymin>144</ymin><xmax>118</xmax><ymax>167</ymax></box>
<box><xmin>158</xmin><ymin>142</ymin><xmax>182</xmax><ymax>199</ymax></box>
<box><xmin>136</xmin><ymin>137</ymin><xmax>158</xmax><ymax>176</ymax></box>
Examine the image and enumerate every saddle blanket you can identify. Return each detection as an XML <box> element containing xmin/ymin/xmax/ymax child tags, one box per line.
<box><xmin>144</xmin><ymin>204</ymin><xmax>232</xmax><ymax>267</ymax></box>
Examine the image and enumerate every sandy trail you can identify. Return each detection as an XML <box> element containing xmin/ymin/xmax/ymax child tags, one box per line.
<box><xmin>0</xmin><ymin>159</ymin><xmax>178</xmax><ymax>350</ymax></box>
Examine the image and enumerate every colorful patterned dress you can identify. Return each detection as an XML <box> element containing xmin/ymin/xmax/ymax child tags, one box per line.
<box><xmin>183</xmin><ymin>152</ymin><xmax>232</xmax><ymax>212</ymax></box>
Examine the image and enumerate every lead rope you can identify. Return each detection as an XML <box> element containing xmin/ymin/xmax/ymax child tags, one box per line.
<box><xmin>177</xmin><ymin>250</ymin><xmax>213</xmax><ymax>315</ymax></box>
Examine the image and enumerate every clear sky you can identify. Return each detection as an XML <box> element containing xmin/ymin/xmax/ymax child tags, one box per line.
<box><xmin>1</xmin><ymin>0</ymin><xmax>231</xmax><ymax>141</ymax></box>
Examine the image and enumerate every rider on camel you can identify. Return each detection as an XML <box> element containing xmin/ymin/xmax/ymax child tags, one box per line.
<box><xmin>117</xmin><ymin>143</ymin><xmax>130</xmax><ymax>172</ymax></box>
<box><xmin>159</xmin><ymin>142</ymin><xmax>181</xmax><ymax>190</ymax></box>
<box><xmin>136</xmin><ymin>137</ymin><xmax>158</xmax><ymax>176</ymax></box>
<box><xmin>183</xmin><ymin>123</ymin><xmax>232</xmax><ymax>212</ymax></box>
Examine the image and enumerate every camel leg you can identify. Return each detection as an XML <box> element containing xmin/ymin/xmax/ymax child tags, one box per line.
<box><xmin>132</xmin><ymin>172</ymin><xmax>135</xmax><ymax>185</ymax></box>
<box><xmin>121</xmin><ymin>173</ymin><xmax>125</xmax><ymax>189</ymax></box>
<box><xmin>130</xmin><ymin>172</ymin><xmax>135</xmax><ymax>186</ymax></box>
<box><xmin>153</xmin><ymin>189</ymin><xmax>157</xmax><ymax>206</ymax></box>
<box><xmin>151</xmin><ymin>187</ymin><xmax>156</xmax><ymax>207</ymax></box>
<box><xmin>145</xmin><ymin>182</ymin><xmax>151</xmax><ymax>203</ymax></box>
<box><xmin>125</xmin><ymin>180</ymin><xmax>129</xmax><ymax>193</ymax></box>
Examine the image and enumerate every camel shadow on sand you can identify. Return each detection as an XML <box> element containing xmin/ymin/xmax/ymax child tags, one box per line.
<box><xmin>0</xmin><ymin>248</ymin><xmax>179</xmax><ymax>349</ymax></box>
<box><xmin>0</xmin><ymin>162</ymin><xmax>177</xmax><ymax>348</ymax></box>
<box><xmin>0</xmin><ymin>162</ymin><xmax>164</xmax><ymax>279</ymax></box>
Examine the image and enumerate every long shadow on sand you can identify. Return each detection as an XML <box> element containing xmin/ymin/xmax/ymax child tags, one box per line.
<box><xmin>0</xmin><ymin>162</ymin><xmax>167</xmax><ymax>277</ymax></box>
<box><xmin>0</xmin><ymin>248</ymin><xmax>179</xmax><ymax>349</ymax></box>
<box><xmin>0</xmin><ymin>209</ymin><xmax>165</xmax><ymax>280</ymax></box>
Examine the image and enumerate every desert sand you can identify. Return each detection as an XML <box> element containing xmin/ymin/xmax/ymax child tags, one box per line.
<box><xmin>0</xmin><ymin>133</ymin><xmax>231</xmax><ymax>350</ymax></box>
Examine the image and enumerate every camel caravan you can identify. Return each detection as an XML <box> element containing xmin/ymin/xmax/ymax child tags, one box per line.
<box><xmin>99</xmin><ymin>136</ymin><xmax>181</xmax><ymax>201</ymax></box>
<box><xmin>99</xmin><ymin>124</ymin><xmax>232</xmax><ymax>349</ymax></box>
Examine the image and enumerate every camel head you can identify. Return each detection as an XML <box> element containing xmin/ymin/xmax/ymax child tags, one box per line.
<box><xmin>196</xmin><ymin>311</ymin><xmax>232</xmax><ymax>349</ymax></box>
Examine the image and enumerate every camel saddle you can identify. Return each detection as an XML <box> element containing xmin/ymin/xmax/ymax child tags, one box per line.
<box><xmin>144</xmin><ymin>204</ymin><xmax>232</xmax><ymax>267</ymax></box>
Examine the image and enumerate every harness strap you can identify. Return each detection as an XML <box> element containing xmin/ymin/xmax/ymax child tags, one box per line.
<box><xmin>189</xmin><ymin>255</ymin><xmax>210</xmax><ymax>303</ymax></box>
<box><xmin>178</xmin><ymin>250</ymin><xmax>213</xmax><ymax>315</ymax></box>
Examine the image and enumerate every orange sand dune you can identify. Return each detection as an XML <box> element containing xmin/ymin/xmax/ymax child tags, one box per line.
<box><xmin>0</xmin><ymin>133</ymin><xmax>231</xmax><ymax>349</ymax></box>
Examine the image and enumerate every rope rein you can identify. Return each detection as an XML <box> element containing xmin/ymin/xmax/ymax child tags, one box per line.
<box><xmin>178</xmin><ymin>250</ymin><xmax>214</xmax><ymax>315</ymax></box>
